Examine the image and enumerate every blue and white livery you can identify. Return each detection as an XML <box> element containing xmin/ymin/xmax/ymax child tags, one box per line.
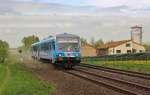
<box><xmin>31</xmin><ymin>33</ymin><xmax>81</xmax><ymax>68</ymax></box>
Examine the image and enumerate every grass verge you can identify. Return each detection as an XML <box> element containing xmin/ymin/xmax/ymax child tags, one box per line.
<box><xmin>83</xmin><ymin>60</ymin><xmax>150</xmax><ymax>74</ymax></box>
<box><xmin>0</xmin><ymin>56</ymin><xmax>55</xmax><ymax>95</ymax></box>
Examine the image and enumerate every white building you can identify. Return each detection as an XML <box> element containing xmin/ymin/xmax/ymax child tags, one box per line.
<box><xmin>97</xmin><ymin>40</ymin><xmax>145</xmax><ymax>56</ymax></box>
<box><xmin>97</xmin><ymin>25</ymin><xmax>145</xmax><ymax>56</ymax></box>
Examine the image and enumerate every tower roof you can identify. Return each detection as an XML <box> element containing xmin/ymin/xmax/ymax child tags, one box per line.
<box><xmin>131</xmin><ymin>25</ymin><xmax>142</xmax><ymax>28</ymax></box>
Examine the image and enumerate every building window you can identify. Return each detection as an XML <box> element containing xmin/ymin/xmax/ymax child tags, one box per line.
<box><xmin>116</xmin><ymin>50</ymin><xmax>121</xmax><ymax>54</ymax></box>
<box><xmin>113</xmin><ymin>49</ymin><xmax>115</xmax><ymax>54</ymax></box>
<box><xmin>127</xmin><ymin>50</ymin><xmax>132</xmax><ymax>53</ymax></box>
<box><xmin>133</xmin><ymin>49</ymin><xmax>137</xmax><ymax>53</ymax></box>
<box><xmin>126</xmin><ymin>43</ymin><xmax>131</xmax><ymax>47</ymax></box>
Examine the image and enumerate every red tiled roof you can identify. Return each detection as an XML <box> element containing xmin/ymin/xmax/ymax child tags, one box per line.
<box><xmin>98</xmin><ymin>40</ymin><xmax>131</xmax><ymax>49</ymax></box>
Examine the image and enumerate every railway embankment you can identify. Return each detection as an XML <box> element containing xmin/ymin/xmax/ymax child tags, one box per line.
<box><xmin>8</xmin><ymin>50</ymin><xmax>150</xmax><ymax>95</ymax></box>
<box><xmin>83</xmin><ymin>60</ymin><xmax>150</xmax><ymax>74</ymax></box>
<box><xmin>19</xmin><ymin>51</ymin><xmax>126</xmax><ymax>95</ymax></box>
<box><xmin>0</xmin><ymin>53</ymin><xmax>54</xmax><ymax>95</ymax></box>
<box><xmin>71</xmin><ymin>64</ymin><xmax>150</xmax><ymax>95</ymax></box>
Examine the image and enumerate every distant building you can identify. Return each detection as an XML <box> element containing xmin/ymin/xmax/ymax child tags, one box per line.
<box><xmin>97</xmin><ymin>25</ymin><xmax>145</xmax><ymax>56</ymax></box>
<box><xmin>97</xmin><ymin>40</ymin><xmax>145</xmax><ymax>56</ymax></box>
<box><xmin>81</xmin><ymin>44</ymin><xmax>97</xmax><ymax>57</ymax></box>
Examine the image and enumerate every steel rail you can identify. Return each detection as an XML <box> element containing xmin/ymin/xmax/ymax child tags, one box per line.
<box><xmin>66</xmin><ymin>70</ymin><xmax>138</xmax><ymax>95</ymax></box>
<box><xmin>79</xmin><ymin>63</ymin><xmax>150</xmax><ymax>80</ymax></box>
<box><xmin>76</xmin><ymin>68</ymin><xmax>150</xmax><ymax>92</ymax></box>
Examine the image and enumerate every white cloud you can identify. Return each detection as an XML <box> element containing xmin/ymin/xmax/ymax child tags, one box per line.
<box><xmin>0</xmin><ymin>15</ymin><xmax>150</xmax><ymax>48</ymax></box>
<box><xmin>0</xmin><ymin>0</ymin><xmax>150</xmax><ymax>48</ymax></box>
<box><xmin>86</xmin><ymin>0</ymin><xmax>150</xmax><ymax>9</ymax></box>
<box><xmin>86</xmin><ymin>0</ymin><xmax>126</xmax><ymax>7</ymax></box>
<box><xmin>0</xmin><ymin>0</ymin><xmax>150</xmax><ymax>16</ymax></box>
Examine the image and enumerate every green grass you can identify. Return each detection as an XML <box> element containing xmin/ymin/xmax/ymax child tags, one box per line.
<box><xmin>0</xmin><ymin>64</ymin><xmax>7</xmax><ymax>88</ymax></box>
<box><xmin>83</xmin><ymin>60</ymin><xmax>150</xmax><ymax>74</ymax></box>
<box><xmin>0</xmin><ymin>56</ymin><xmax>55</xmax><ymax>95</ymax></box>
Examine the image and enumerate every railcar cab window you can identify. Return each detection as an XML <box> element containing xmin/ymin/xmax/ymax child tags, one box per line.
<box><xmin>57</xmin><ymin>38</ymin><xmax>79</xmax><ymax>52</ymax></box>
<box><xmin>58</xmin><ymin>43</ymin><xmax>79</xmax><ymax>52</ymax></box>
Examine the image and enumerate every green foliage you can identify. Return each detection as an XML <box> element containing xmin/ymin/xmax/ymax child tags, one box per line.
<box><xmin>144</xmin><ymin>44</ymin><xmax>150</xmax><ymax>52</ymax></box>
<box><xmin>80</xmin><ymin>37</ymin><xmax>88</xmax><ymax>46</ymax></box>
<box><xmin>83</xmin><ymin>60</ymin><xmax>150</xmax><ymax>74</ymax></box>
<box><xmin>0</xmin><ymin>40</ymin><xmax>9</xmax><ymax>63</ymax></box>
<box><xmin>90</xmin><ymin>37</ymin><xmax>95</xmax><ymax>47</ymax></box>
<box><xmin>0</xmin><ymin>57</ymin><xmax>54</xmax><ymax>95</ymax></box>
<box><xmin>22</xmin><ymin>35</ymin><xmax>39</xmax><ymax>50</ymax></box>
<box><xmin>0</xmin><ymin>65</ymin><xmax>6</xmax><ymax>86</ymax></box>
<box><xmin>94</xmin><ymin>39</ymin><xmax>104</xmax><ymax>48</ymax></box>
<box><xmin>81</xmin><ymin>37</ymin><xmax>104</xmax><ymax>48</ymax></box>
<box><xmin>90</xmin><ymin>37</ymin><xmax>104</xmax><ymax>48</ymax></box>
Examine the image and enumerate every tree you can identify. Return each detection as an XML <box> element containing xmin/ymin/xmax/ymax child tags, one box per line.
<box><xmin>22</xmin><ymin>35</ymin><xmax>39</xmax><ymax>50</ymax></box>
<box><xmin>90</xmin><ymin>37</ymin><xmax>95</xmax><ymax>47</ymax></box>
<box><xmin>80</xmin><ymin>38</ymin><xmax>88</xmax><ymax>46</ymax></box>
<box><xmin>144</xmin><ymin>44</ymin><xmax>150</xmax><ymax>52</ymax></box>
<box><xmin>90</xmin><ymin>37</ymin><xmax>104</xmax><ymax>48</ymax></box>
<box><xmin>94</xmin><ymin>39</ymin><xmax>104</xmax><ymax>48</ymax></box>
<box><xmin>0</xmin><ymin>40</ymin><xmax>9</xmax><ymax>63</ymax></box>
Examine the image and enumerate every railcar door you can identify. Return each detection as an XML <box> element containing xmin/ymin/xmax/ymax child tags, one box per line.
<box><xmin>50</xmin><ymin>41</ymin><xmax>55</xmax><ymax>63</ymax></box>
<box><xmin>49</xmin><ymin>43</ymin><xmax>52</xmax><ymax>61</ymax></box>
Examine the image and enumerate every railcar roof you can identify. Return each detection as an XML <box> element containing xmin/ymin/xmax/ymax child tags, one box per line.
<box><xmin>32</xmin><ymin>33</ymin><xmax>80</xmax><ymax>46</ymax></box>
<box><xmin>56</xmin><ymin>33</ymin><xmax>79</xmax><ymax>38</ymax></box>
<box><xmin>32</xmin><ymin>41</ymin><xmax>40</xmax><ymax>46</ymax></box>
<box><xmin>32</xmin><ymin>36</ymin><xmax>55</xmax><ymax>46</ymax></box>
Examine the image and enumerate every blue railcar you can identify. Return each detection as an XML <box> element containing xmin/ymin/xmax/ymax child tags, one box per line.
<box><xmin>31</xmin><ymin>33</ymin><xmax>81</xmax><ymax>68</ymax></box>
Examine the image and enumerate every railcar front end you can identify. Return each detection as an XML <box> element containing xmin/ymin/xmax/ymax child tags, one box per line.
<box><xmin>54</xmin><ymin>33</ymin><xmax>81</xmax><ymax>68</ymax></box>
<box><xmin>55</xmin><ymin>52</ymin><xmax>81</xmax><ymax>67</ymax></box>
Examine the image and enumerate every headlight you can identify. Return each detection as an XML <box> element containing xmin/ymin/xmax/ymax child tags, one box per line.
<box><xmin>75</xmin><ymin>53</ymin><xmax>80</xmax><ymax>56</ymax></box>
<box><xmin>58</xmin><ymin>54</ymin><xmax>62</xmax><ymax>57</ymax></box>
<box><xmin>76</xmin><ymin>54</ymin><xmax>79</xmax><ymax>56</ymax></box>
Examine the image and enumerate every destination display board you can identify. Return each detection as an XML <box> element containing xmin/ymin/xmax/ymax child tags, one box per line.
<box><xmin>57</xmin><ymin>37</ymin><xmax>79</xmax><ymax>43</ymax></box>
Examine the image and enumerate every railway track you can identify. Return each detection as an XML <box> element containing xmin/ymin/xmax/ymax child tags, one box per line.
<box><xmin>65</xmin><ymin>64</ymin><xmax>150</xmax><ymax>95</ymax></box>
<box><xmin>79</xmin><ymin>63</ymin><xmax>150</xmax><ymax>80</ymax></box>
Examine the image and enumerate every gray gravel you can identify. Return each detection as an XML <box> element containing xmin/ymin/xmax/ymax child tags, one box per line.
<box><xmin>22</xmin><ymin>58</ymin><xmax>126</xmax><ymax>95</ymax></box>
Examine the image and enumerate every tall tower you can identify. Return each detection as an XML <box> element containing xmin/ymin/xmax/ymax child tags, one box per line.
<box><xmin>131</xmin><ymin>25</ymin><xmax>142</xmax><ymax>44</ymax></box>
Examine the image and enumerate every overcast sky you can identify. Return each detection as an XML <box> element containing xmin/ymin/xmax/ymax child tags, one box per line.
<box><xmin>0</xmin><ymin>0</ymin><xmax>150</xmax><ymax>47</ymax></box>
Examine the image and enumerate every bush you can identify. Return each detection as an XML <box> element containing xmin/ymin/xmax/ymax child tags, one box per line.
<box><xmin>0</xmin><ymin>40</ymin><xmax>9</xmax><ymax>63</ymax></box>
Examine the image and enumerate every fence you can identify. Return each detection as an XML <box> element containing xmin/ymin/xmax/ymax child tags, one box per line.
<box><xmin>82</xmin><ymin>52</ymin><xmax>150</xmax><ymax>64</ymax></box>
